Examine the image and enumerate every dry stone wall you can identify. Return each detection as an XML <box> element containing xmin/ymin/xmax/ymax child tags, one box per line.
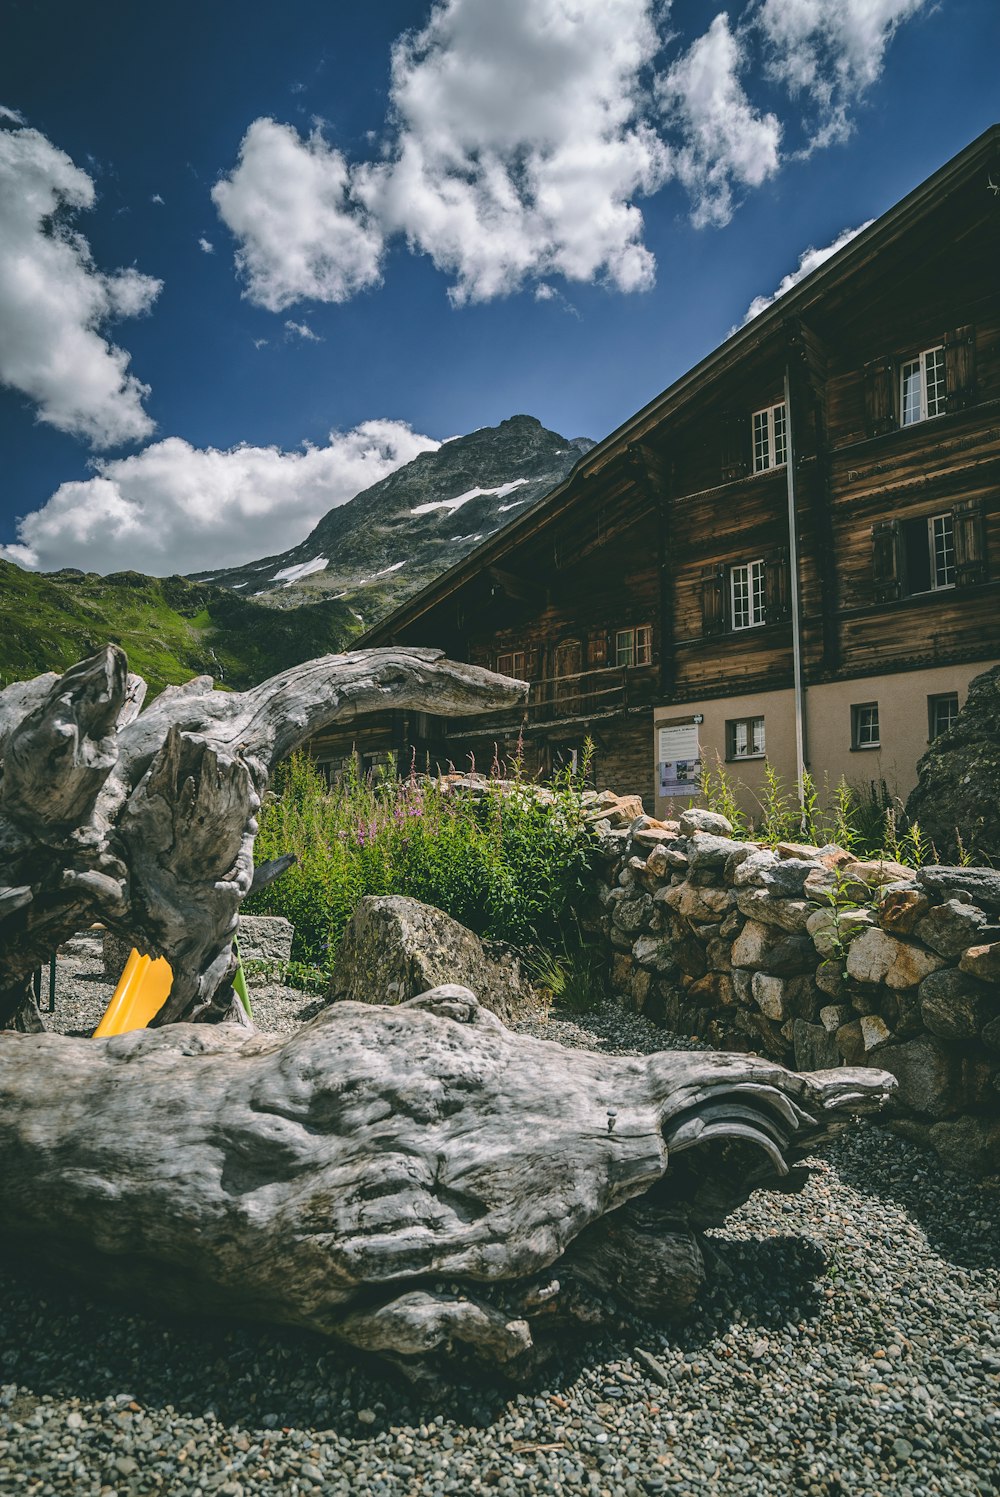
<box><xmin>586</xmin><ymin>805</ymin><xmax>1000</xmax><ymax>1175</ymax></box>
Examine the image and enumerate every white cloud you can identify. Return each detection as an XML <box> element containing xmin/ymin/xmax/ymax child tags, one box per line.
<box><xmin>211</xmin><ymin>117</ymin><xmax>384</xmax><ymax>312</ymax></box>
<box><xmin>151</xmin><ymin>192</ymin><xmax>164</xmax><ymax>205</ymax></box>
<box><xmin>354</xmin><ymin>0</ymin><xmax>669</xmax><ymax>304</ymax></box>
<box><xmin>0</xmin><ymin>106</ymin><xmax>25</xmax><ymax>124</ymax></box>
<box><xmin>656</xmin><ymin>13</ymin><xmax>781</xmax><ymax>229</ymax></box>
<box><xmin>0</xmin><ymin>117</ymin><xmax>162</xmax><ymax>447</ymax></box>
<box><xmin>198</xmin><ymin>236</ymin><xmax>214</xmax><ymax>253</ymax></box>
<box><xmin>0</xmin><ymin>420</ymin><xmax>439</xmax><ymax>576</ymax></box>
<box><xmin>215</xmin><ymin>0</ymin><xmax>669</xmax><ymax>307</ymax></box>
<box><xmin>740</xmin><ymin>216</ymin><xmax>874</xmax><ymax>322</ymax></box>
<box><xmin>212</xmin><ymin>0</ymin><xmax>929</xmax><ymax>307</ymax></box>
<box><xmin>758</xmin><ymin>0</ymin><xmax>929</xmax><ymax>145</ymax></box>
<box><xmin>284</xmin><ymin>318</ymin><xmax>321</xmax><ymax>341</ymax></box>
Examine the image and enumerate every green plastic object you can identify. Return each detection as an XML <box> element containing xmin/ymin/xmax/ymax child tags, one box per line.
<box><xmin>232</xmin><ymin>937</ymin><xmax>252</xmax><ymax>1021</ymax></box>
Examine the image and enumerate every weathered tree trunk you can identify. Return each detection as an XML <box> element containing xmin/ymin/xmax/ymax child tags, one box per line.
<box><xmin>0</xmin><ymin>986</ymin><xmax>894</xmax><ymax>1377</ymax></box>
<box><xmin>0</xmin><ymin>646</ymin><xmax>526</xmax><ymax>1027</ymax></box>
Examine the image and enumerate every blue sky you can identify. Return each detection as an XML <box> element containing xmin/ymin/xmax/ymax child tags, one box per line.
<box><xmin>1</xmin><ymin>0</ymin><xmax>998</xmax><ymax>576</ymax></box>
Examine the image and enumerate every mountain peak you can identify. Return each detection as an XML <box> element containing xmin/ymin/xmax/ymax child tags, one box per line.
<box><xmin>192</xmin><ymin>415</ymin><xmax>590</xmax><ymax>619</ymax></box>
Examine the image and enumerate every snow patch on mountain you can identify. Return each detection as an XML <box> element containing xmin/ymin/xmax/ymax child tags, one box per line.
<box><xmin>274</xmin><ymin>555</ymin><xmax>329</xmax><ymax>584</ymax></box>
<box><xmin>409</xmin><ymin>478</ymin><xmax>530</xmax><ymax>517</ymax></box>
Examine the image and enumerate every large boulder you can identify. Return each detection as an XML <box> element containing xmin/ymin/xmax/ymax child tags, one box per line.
<box><xmin>327</xmin><ymin>895</ymin><xmax>535</xmax><ymax>1024</ymax></box>
<box><xmin>906</xmin><ymin>665</ymin><xmax>1000</xmax><ymax>862</ymax></box>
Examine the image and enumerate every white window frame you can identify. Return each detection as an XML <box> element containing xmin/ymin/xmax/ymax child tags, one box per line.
<box><xmin>727</xmin><ymin>715</ymin><xmax>766</xmax><ymax>760</ymax></box>
<box><xmin>900</xmin><ymin>345</ymin><xmax>946</xmax><ymax>426</ymax></box>
<box><xmin>852</xmin><ymin>702</ymin><xmax>880</xmax><ymax>750</ymax></box>
<box><xmin>928</xmin><ymin>692</ymin><xmax>959</xmax><ymax>741</ymax></box>
<box><xmin>752</xmin><ymin>402</ymin><xmax>787</xmax><ymax>473</ymax></box>
<box><xmin>730</xmin><ymin>559</ymin><xmax>766</xmax><ymax>630</ymax></box>
<box><xmin>615</xmin><ymin>625</ymin><xmax>652</xmax><ymax>668</ymax></box>
<box><xmin>496</xmin><ymin>650</ymin><xmax>526</xmax><ymax>678</ymax></box>
<box><xmin>928</xmin><ymin>512</ymin><xmax>956</xmax><ymax>590</ymax></box>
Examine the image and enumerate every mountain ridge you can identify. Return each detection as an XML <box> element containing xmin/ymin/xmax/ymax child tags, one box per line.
<box><xmin>189</xmin><ymin>415</ymin><xmax>593</xmax><ymax>623</ymax></box>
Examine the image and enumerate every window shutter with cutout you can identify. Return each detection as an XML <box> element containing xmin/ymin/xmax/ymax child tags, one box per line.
<box><xmin>944</xmin><ymin>326</ymin><xmax>976</xmax><ymax>413</ymax></box>
<box><xmin>952</xmin><ymin>499</ymin><xmax>987</xmax><ymax>586</ymax></box>
<box><xmin>864</xmin><ymin>357</ymin><xmax>897</xmax><ymax>437</ymax></box>
<box><xmin>701</xmin><ymin>564</ymin><xmax>727</xmax><ymax>635</ymax></box>
<box><xmin>719</xmin><ymin>412</ymin><xmax>750</xmax><ymax>482</ymax></box>
<box><xmin>763</xmin><ymin>548</ymin><xmax>790</xmax><ymax>624</ymax></box>
<box><xmin>871</xmin><ymin>519</ymin><xmax>902</xmax><ymax>602</ymax></box>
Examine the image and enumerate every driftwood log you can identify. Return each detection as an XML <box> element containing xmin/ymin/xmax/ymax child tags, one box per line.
<box><xmin>0</xmin><ymin>645</ymin><xmax>526</xmax><ymax>1028</ymax></box>
<box><xmin>0</xmin><ymin>985</ymin><xmax>895</xmax><ymax>1377</ymax></box>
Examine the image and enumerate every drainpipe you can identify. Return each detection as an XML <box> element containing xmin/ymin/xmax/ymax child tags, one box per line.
<box><xmin>783</xmin><ymin>363</ymin><xmax>808</xmax><ymax>830</ymax></box>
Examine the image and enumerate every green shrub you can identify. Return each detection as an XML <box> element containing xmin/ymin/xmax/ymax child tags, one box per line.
<box><xmin>245</xmin><ymin>748</ymin><xmax>597</xmax><ymax>984</ymax></box>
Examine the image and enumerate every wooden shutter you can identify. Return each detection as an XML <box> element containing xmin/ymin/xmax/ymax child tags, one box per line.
<box><xmin>952</xmin><ymin>499</ymin><xmax>987</xmax><ymax>586</ymax></box>
<box><xmin>871</xmin><ymin>519</ymin><xmax>902</xmax><ymax>602</ymax></box>
<box><xmin>720</xmin><ymin>412</ymin><xmax>750</xmax><ymax>482</ymax></box>
<box><xmin>763</xmin><ymin>549</ymin><xmax>790</xmax><ymax>624</ymax></box>
<box><xmin>863</xmin><ymin>357</ymin><xmax>897</xmax><ymax>437</ymax></box>
<box><xmin>701</xmin><ymin>564</ymin><xmax>727</xmax><ymax>635</ymax></box>
<box><xmin>944</xmin><ymin>326</ymin><xmax>976</xmax><ymax>413</ymax></box>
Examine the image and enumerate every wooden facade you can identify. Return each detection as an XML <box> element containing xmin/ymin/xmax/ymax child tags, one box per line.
<box><xmin>314</xmin><ymin>127</ymin><xmax>1000</xmax><ymax>810</ymax></box>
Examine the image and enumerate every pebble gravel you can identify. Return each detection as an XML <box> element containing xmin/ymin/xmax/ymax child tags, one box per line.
<box><xmin>1</xmin><ymin>951</ymin><xmax>997</xmax><ymax>1496</ymax></box>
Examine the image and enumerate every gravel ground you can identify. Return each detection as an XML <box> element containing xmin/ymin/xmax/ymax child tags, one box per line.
<box><xmin>1</xmin><ymin>952</ymin><xmax>998</xmax><ymax>1496</ymax></box>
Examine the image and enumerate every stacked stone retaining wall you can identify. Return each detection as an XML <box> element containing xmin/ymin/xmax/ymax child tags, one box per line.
<box><xmin>586</xmin><ymin>803</ymin><xmax>1000</xmax><ymax>1175</ymax></box>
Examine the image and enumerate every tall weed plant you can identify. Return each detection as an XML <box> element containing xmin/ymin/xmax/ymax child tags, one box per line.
<box><xmin>246</xmin><ymin>748</ymin><xmax>597</xmax><ymax>981</ymax></box>
<box><xmin>697</xmin><ymin>756</ymin><xmax>939</xmax><ymax>866</ymax></box>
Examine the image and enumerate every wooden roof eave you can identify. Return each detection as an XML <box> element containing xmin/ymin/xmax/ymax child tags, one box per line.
<box><xmin>360</xmin><ymin>123</ymin><xmax>1000</xmax><ymax>648</ymax></box>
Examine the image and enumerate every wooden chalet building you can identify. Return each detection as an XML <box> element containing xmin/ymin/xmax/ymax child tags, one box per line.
<box><xmin>312</xmin><ymin>126</ymin><xmax>1000</xmax><ymax>815</ymax></box>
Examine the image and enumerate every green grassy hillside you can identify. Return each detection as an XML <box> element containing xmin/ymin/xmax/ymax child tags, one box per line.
<box><xmin>0</xmin><ymin>561</ymin><xmax>363</xmax><ymax>695</ymax></box>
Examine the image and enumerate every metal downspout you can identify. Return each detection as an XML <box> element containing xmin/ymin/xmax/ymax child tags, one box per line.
<box><xmin>783</xmin><ymin>364</ymin><xmax>808</xmax><ymax>828</ymax></box>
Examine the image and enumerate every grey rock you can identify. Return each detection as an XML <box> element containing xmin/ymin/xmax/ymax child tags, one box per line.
<box><xmin>686</xmin><ymin>833</ymin><xmax>756</xmax><ymax>872</ymax></box>
<box><xmin>328</xmin><ymin>895</ymin><xmax>533</xmax><ymax>1023</ymax></box>
<box><xmin>678</xmin><ymin>808</ymin><xmax>733</xmax><ymax>837</ymax></box>
<box><xmin>906</xmin><ymin>664</ymin><xmax>1000</xmax><ymax>863</ymax></box>
<box><xmin>237</xmin><ymin>914</ymin><xmax>294</xmax><ymax>963</ymax></box>
<box><xmin>928</xmin><ymin>1115</ymin><xmax>1000</xmax><ymax>1176</ymax></box>
<box><xmin>613</xmin><ymin>893</ymin><xmax>654</xmax><ymax>935</ymax></box>
<box><xmin>917</xmin><ymin>864</ymin><xmax>1000</xmax><ymax>911</ymax></box>
<box><xmin>730</xmin><ymin>920</ymin><xmax>815</xmax><ymax>976</ymax></box>
<box><xmin>731</xmin><ymin>849</ymin><xmax>780</xmax><ymax>887</ymax></box>
<box><xmin>875</xmin><ymin>1033</ymin><xmax>991</xmax><ymax>1119</ymax></box>
<box><xmin>751</xmin><ymin>973</ymin><xmax>819</xmax><ymax>1022</ymax></box>
<box><xmin>918</xmin><ymin>967</ymin><xmax>989</xmax><ymax>1039</ymax></box>
<box><xmin>915</xmin><ymin>899</ymin><xmax>987</xmax><ymax>958</ymax></box>
<box><xmin>792</xmin><ymin>1020</ymin><xmax>841</xmax><ymax>1071</ymax></box>
<box><xmin>758</xmin><ymin>859</ymin><xmax>825</xmax><ymax>898</ymax></box>
<box><xmin>735</xmin><ymin>888</ymin><xmax>812</xmax><ymax>932</ymax></box>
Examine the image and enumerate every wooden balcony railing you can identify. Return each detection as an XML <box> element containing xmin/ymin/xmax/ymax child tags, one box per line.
<box><xmin>447</xmin><ymin>664</ymin><xmax>656</xmax><ymax>733</ymax></box>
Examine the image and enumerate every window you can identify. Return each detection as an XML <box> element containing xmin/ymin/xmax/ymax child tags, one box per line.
<box><xmin>928</xmin><ymin>692</ymin><xmax>960</xmax><ymax>741</ymax></box>
<box><xmin>496</xmin><ymin>651</ymin><xmax>526</xmax><ymax>678</ymax></box>
<box><xmin>900</xmin><ymin>346</ymin><xmax>946</xmax><ymax>426</ymax></box>
<box><xmin>727</xmin><ymin>716</ymin><xmax>765</xmax><ymax>760</ymax></box>
<box><xmin>615</xmin><ymin>625</ymin><xmax>652</xmax><ymax>667</ymax></box>
<box><xmin>730</xmin><ymin>560</ymin><xmax>766</xmax><ymax>630</ymax></box>
<box><xmin>864</xmin><ymin>327</ymin><xmax>976</xmax><ymax>438</ymax></box>
<box><xmin>852</xmin><ymin>702</ymin><xmax>880</xmax><ymax>750</ymax></box>
<box><xmin>752</xmin><ymin>402</ymin><xmax>787</xmax><ymax>473</ymax></box>
<box><xmin>871</xmin><ymin>503</ymin><xmax>982</xmax><ymax>603</ymax></box>
<box><xmin>903</xmin><ymin>511</ymin><xmax>955</xmax><ymax>593</ymax></box>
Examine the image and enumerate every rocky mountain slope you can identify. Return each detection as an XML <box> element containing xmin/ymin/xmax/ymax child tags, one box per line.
<box><xmin>190</xmin><ymin>416</ymin><xmax>593</xmax><ymax>624</ymax></box>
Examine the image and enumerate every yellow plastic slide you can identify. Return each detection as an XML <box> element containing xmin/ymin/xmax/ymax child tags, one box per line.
<box><xmin>93</xmin><ymin>945</ymin><xmax>253</xmax><ymax>1037</ymax></box>
<box><xmin>92</xmin><ymin>950</ymin><xmax>173</xmax><ymax>1038</ymax></box>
